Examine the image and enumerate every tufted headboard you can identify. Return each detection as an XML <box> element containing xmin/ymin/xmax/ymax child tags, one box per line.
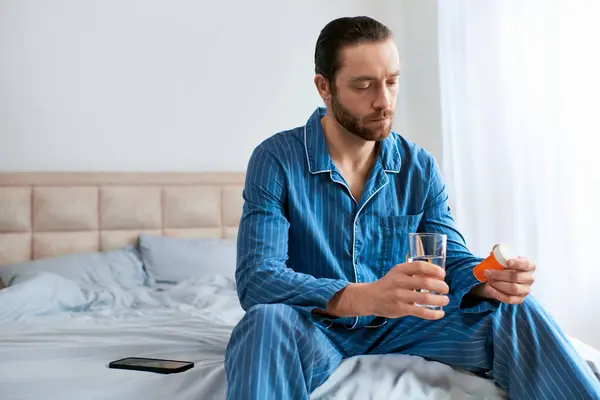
<box><xmin>0</xmin><ymin>172</ymin><xmax>245</xmax><ymax>266</ymax></box>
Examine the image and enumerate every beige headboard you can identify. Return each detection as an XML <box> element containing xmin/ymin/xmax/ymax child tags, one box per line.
<box><xmin>0</xmin><ymin>172</ymin><xmax>245</xmax><ymax>266</ymax></box>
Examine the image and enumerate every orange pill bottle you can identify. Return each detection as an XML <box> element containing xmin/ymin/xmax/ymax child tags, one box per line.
<box><xmin>473</xmin><ymin>244</ymin><xmax>517</xmax><ymax>282</ymax></box>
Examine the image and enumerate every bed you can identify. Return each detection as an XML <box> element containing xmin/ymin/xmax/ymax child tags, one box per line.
<box><xmin>0</xmin><ymin>172</ymin><xmax>597</xmax><ymax>400</ymax></box>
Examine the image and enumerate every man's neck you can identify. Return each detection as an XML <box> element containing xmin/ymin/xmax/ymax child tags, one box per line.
<box><xmin>321</xmin><ymin>115</ymin><xmax>378</xmax><ymax>173</ymax></box>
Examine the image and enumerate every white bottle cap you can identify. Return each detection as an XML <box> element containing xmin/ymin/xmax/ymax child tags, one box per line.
<box><xmin>492</xmin><ymin>244</ymin><xmax>517</xmax><ymax>267</ymax></box>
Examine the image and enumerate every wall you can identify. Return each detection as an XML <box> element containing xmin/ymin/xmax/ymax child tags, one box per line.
<box><xmin>0</xmin><ymin>0</ymin><xmax>369</xmax><ymax>171</ymax></box>
<box><xmin>0</xmin><ymin>0</ymin><xmax>443</xmax><ymax>172</ymax></box>
<box><xmin>373</xmin><ymin>1</ymin><xmax>442</xmax><ymax>166</ymax></box>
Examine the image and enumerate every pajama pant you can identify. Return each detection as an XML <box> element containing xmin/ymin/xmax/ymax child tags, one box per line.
<box><xmin>224</xmin><ymin>295</ymin><xmax>600</xmax><ymax>400</ymax></box>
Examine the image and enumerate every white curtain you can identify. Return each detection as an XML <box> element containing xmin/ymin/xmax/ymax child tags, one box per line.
<box><xmin>438</xmin><ymin>0</ymin><xmax>600</xmax><ymax>348</ymax></box>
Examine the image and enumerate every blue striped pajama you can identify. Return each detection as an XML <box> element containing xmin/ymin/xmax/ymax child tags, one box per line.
<box><xmin>225</xmin><ymin>107</ymin><xmax>600</xmax><ymax>399</ymax></box>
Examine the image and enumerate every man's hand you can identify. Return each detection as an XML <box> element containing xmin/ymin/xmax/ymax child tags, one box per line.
<box><xmin>323</xmin><ymin>261</ymin><xmax>450</xmax><ymax>320</ymax></box>
<box><xmin>367</xmin><ymin>262</ymin><xmax>450</xmax><ymax>319</ymax></box>
<box><xmin>470</xmin><ymin>257</ymin><xmax>536</xmax><ymax>304</ymax></box>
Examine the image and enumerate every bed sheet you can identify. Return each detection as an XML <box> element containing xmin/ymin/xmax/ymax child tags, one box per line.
<box><xmin>0</xmin><ymin>274</ymin><xmax>596</xmax><ymax>400</ymax></box>
<box><xmin>0</xmin><ymin>275</ymin><xmax>244</xmax><ymax>400</ymax></box>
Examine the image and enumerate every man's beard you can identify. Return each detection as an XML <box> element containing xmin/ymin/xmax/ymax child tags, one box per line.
<box><xmin>330</xmin><ymin>92</ymin><xmax>394</xmax><ymax>141</ymax></box>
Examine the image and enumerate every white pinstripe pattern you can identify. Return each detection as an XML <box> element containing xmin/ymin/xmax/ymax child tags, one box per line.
<box><xmin>225</xmin><ymin>107</ymin><xmax>600</xmax><ymax>399</ymax></box>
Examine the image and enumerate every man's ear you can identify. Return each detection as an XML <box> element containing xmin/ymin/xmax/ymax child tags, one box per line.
<box><xmin>314</xmin><ymin>74</ymin><xmax>332</xmax><ymax>103</ymax></box>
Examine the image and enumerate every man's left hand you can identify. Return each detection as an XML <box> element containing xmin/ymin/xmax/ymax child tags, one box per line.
<box><xmin>470</xmin><ymin>257</ymin><xmax>536</xmax><ymax>304</ymax></box>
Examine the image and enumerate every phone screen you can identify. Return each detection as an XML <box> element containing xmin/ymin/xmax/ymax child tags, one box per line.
<box><xmin>113</xmin><ymin>357</ymin><xmax>190</xmax><ymax>370</ymax></box>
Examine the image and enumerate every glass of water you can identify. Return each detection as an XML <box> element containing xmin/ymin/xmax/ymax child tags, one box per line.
<box><xmin>407</xmin><ymin>232</ymin><xmax>447</xmax><ymax>310</ymax></box>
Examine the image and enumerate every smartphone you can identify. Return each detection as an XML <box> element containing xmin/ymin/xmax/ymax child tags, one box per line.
<box><xmin>108</xmin><ymin>357</ymin><xmax>194</xmax><ymax>374</ymax></box>
<box><xmin>588</xmin><ymin>360</ymin><xmax>599</xmax><ymax>381</ymax></box>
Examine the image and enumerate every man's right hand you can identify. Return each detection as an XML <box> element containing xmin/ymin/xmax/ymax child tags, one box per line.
<box><xmin>363</xmin><ymin>261</ymin><xmax>450</xmax><ymax>320</ymax></box>
<box><xmin>321</xmin><ymin>261</ymin><xmax>449</xmax><ymax>320</ymax></box>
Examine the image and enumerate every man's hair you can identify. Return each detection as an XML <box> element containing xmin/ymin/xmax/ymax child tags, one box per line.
<box><xmin>314</xmin><ymin>16</ymin><xmax>393</xmax><ymax>83</ymax></box>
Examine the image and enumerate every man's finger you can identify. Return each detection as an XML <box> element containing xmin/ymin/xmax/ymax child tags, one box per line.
<box><xmin>489</xmin><ymin>280</ymin><xmax>531</xmax><ymax>297</ymax></box>
<box><xmin>486</xmin><ymin>269</ymin><xmax>534</xmax><ymax>284</ymax></box>
<box><xmin>406</xmin><ymin>290</ymin><xmax>450</xmax><ymax>307</ymax></box>
<box><xmin>398</xmin><ymin>261</ymin><xmax>446</xmax><ymax>279</ymax></box>
<box><xmin>405</xmin><ymin>304</ymin><xmax>445</xmax><ymax>320</ymax></box>
<box><xmin>485</xmin><ymin>284</ymin><xmax>526</xmax><ymax>305</ymax></box>
<box><xmin>407</xmin><ymin>275</ymin><xmax>450</xmax><ymax>294</ymax></box>
<box><xmin>505</xmin><ymin>257</ymin><xmax>536</xmax><ymax>272</ymax></box>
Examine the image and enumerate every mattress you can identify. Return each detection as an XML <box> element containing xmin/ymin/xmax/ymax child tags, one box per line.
<box><xmin>0</xmin><ymin>274</ymin><xmax>597</xmax><ymax>400</ymax></box>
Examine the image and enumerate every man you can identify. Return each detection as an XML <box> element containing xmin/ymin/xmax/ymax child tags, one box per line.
<box><xmin>225</xmin><ymin>16</ymin><xmax>600</xmax><ymax>399</ymax></box>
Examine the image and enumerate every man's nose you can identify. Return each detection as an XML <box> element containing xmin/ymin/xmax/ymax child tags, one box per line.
<box><xmin>373</xmin><ymin>85</ymin><xmax>391</xmax><ymax>110</ymax></box>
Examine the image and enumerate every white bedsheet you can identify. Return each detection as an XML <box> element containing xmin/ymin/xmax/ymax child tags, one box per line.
<box><xmin>0</xmin><ymin>274</ymin><xmax>596</xmax><ymax>400</ymax></box>
<box><xmin>0</xmin><ymin>275</ymin><xmax>244</xmax><ymax>400</ymax></box>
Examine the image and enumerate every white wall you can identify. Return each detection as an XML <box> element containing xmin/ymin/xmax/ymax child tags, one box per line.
<box><xmin>0</xmin><ymin>1</ymin><xmax>368</xmax><ymax>171</ymax></box>
<box><xmin>0</xmin><ymin>0</ymin><xmax>442</xmax><ymax>172</ymax></box>
<box><xmin>371</xmin><ymin>1</ymin><xmax>442</xmax><ymax>166</ymax></box>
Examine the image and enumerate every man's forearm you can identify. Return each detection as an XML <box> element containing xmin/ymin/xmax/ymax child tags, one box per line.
<box><xmin>318</xmin><ymin>283</ymin><xmax>374</xmax><ymax>318</ymax></box>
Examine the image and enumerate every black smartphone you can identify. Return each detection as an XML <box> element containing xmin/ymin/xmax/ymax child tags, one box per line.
<box><xmin>108</xmin><ymin>357</ymin><xmax>194</xmax><ymax>374</ymax></box>
<box><xmin>588</xmin><ymin>360</ymin><xmax>600</xmax><ymax>381</ymax></box>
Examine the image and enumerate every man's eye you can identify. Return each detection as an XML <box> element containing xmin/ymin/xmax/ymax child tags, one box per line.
<box><xmin>387</xmin><ymin>80</ymin><xmax>398</xmax><ymax>86</ymax></box>
<box><xmin>355</xmin><ymin>85</ymin><xmax>370</xmax><ymax>90</ymax></box>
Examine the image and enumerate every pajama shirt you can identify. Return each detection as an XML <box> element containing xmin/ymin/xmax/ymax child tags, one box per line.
<box><xmin>225</xmin><ymin>107</ymin><xmax>600</xmax><ymax>399</ymax></box>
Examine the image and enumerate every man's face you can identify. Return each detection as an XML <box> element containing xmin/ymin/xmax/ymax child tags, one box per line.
<box><xmin>328</xmin><ymin>38</ymin><xmax>400</xmax><ymax>141</ymax></box>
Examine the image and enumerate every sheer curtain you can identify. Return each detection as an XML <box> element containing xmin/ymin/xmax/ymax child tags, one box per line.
<box><xmin>438</xmin><ymin>0</ymin><xmax>600</xmax><ymax>347</ymax></box>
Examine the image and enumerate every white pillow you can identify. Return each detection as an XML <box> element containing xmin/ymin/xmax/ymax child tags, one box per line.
<box><xmin>0</xmin><ymin>246</ymin><xmax>148</xmax><ymax>289</ymax></box>
<box><xmin>138</xmin><ymin>234</ymin><xmax>237</xmax><ymax>284</ymax></box>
